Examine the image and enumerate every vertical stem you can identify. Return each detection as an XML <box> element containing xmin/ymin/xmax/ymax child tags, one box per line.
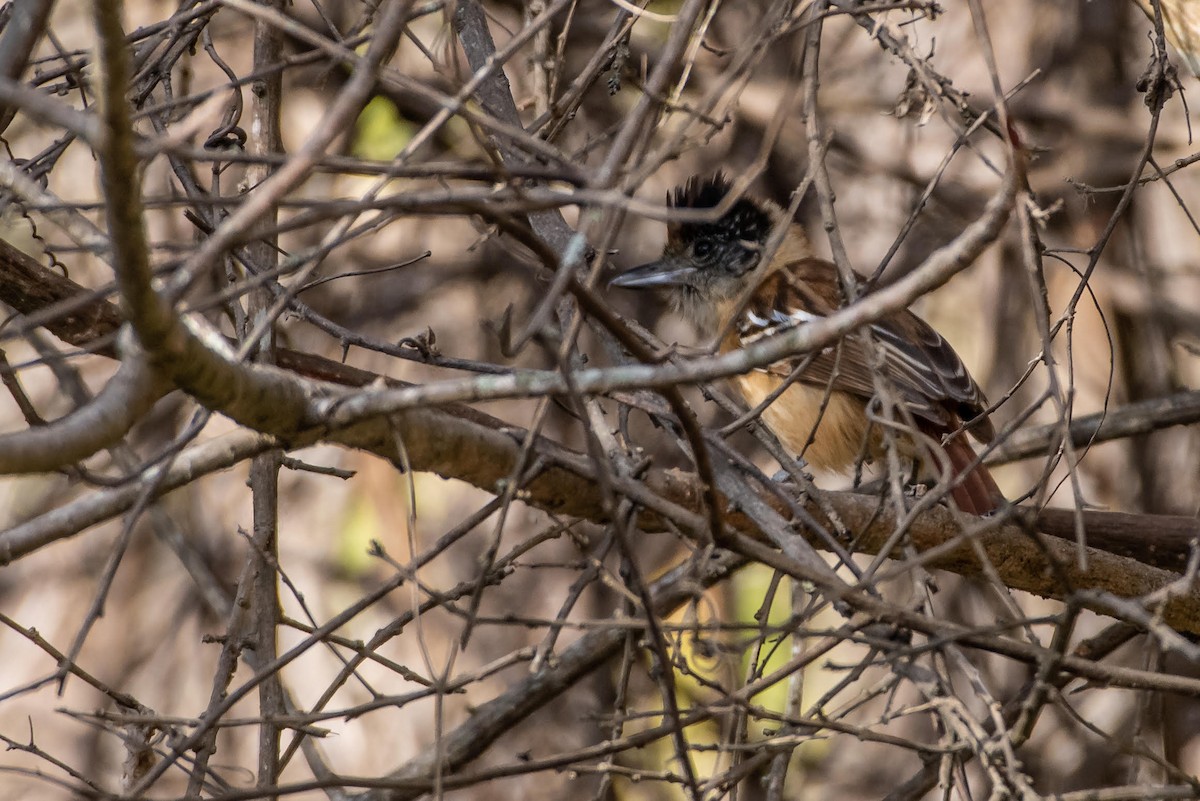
<box><xmin>249</xmin><ymin>451</ymin><xmax>283</xmax><ymax>790</ymax></box>
<box><xmin>245</xmin><ymin>0</ymin><xmax>285</xmax><ymax>790</ymax></box>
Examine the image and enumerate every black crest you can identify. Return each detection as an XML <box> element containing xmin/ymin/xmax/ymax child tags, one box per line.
<box><xmin>668</xmin><ymin>173</ymin><xmax>772</xmax><ymax>247</ymax></box>
<box><xmin>671</xmin><ymin>173</ymin><xmax>734</xmax><ymax>211</ymax></box>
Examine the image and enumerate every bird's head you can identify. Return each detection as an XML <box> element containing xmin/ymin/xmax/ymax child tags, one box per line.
<box><xmin>610</xmin><ymin>173</ymin><xmax>776</xmax><ymax>306</ymax></box>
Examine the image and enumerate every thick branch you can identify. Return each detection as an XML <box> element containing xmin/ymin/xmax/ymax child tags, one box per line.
<box><xmin>0</xmin><ymin>0</ymin><xmax>55</xmax><ymax>133</ymax></box>
<box><xmin>452</xmin><ymin>0</ymin><xmax>578</xmax><ymax>252</ymax></box>
<box><xmin>6</xmin><ymin>360</ymin><xmax>1200</xmax><ymax>635</ymax></box>
<box><xmin>1</xmin><ymin>236</ymin><xmax>1198</xmax><ymax>615</ymax></box>
<box><xmin>989</xmin><ymin>389</ymin><xmax>1200</xmax><ymax>465</ymax></box>
<box><xmin>0</xmin><ymin>237</ymin><xmax>123</xmax><ymax>352</ymax></box>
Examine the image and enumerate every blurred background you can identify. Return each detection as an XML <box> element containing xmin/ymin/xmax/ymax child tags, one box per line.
<box><xmin>0</xmin><ymin>0</ymin><xmax>1198</xmax><ymax>799</ymax></box>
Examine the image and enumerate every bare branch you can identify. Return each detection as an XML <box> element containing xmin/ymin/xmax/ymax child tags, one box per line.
<box><xmin>990</xmin><ymin>389</ymin><xmax>1200</xmax><ymax>465</ymax></box>
<box><xmin>0</xmin><ymin>342</ymin><xmax>167</xmax><ymax>473</ymax></box>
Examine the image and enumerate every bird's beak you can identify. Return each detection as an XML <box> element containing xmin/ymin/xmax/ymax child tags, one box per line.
<box><xmin>609</xmin><ymin>258</ymin><xmax>696</xmax><ymax>289</ymax></box>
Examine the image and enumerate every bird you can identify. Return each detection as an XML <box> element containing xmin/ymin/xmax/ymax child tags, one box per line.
<box><xmin>610</xmin><ymin>173</ymin><xmax>1003</xmax><ymax>515</ymax></box>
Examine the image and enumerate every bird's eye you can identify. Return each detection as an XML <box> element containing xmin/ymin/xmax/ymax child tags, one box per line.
<box><xmin>693</xmin><ymin>241</ymin><xmax>713</xmax><ymax>260</ymax></box>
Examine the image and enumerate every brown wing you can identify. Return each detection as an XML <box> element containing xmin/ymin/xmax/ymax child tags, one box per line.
<box><xmin>733</xmin><ymin>258</ymin><xmax>995</xmax><ymax>442</ymax></box>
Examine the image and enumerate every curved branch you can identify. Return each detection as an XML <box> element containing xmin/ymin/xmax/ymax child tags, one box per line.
<box><xmin>0</xmin><ymin>429</ymin><xmax>274</xmax><ymax>564</ymax></box>
<box><xmin>90</xmin><ymin>0</ymin><xmax>412</xmax><ymax>436</ymax></box>
<box><xmin>0</xmin><ymin>344</ymin><xmax>168</xmax><ymax>473</ymax></box>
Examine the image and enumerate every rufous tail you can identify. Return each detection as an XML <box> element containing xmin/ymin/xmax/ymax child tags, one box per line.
<box><xmin>942</xmin><ymin>437</ymin><xmax>1004</xmax><ymax>516</ymax></box>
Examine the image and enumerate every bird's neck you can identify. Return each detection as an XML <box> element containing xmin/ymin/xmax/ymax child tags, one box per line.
<box><xmin>768</xmin><ymin>223</ymin><xmax>813</xmax><ymax>270</ymax></box>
